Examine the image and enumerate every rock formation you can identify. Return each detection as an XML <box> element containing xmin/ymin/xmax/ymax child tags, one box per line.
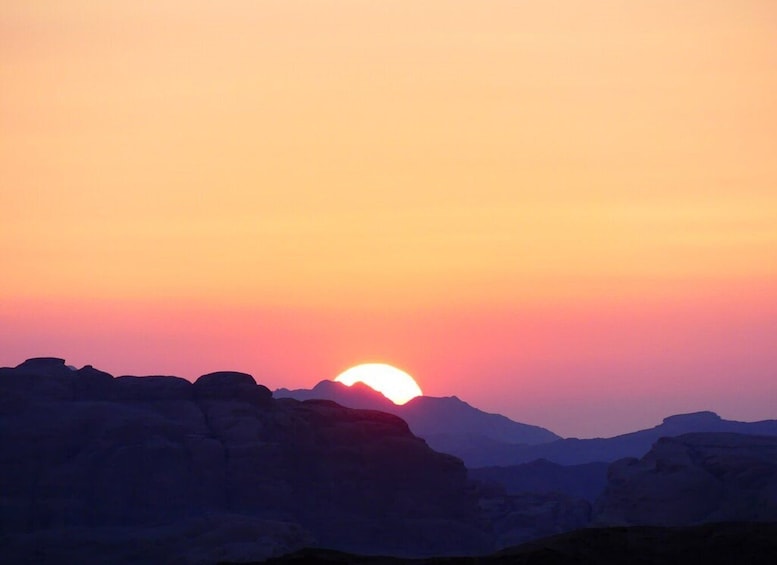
<box><xmin>594</xmin><ymin>432</ymin><xmax>777</xmax><ymax>526</ymax></box>
<box><xmin>0</xmin><ymin>358</ymin><xmax>488</xmax><ymax>564</ymax></box>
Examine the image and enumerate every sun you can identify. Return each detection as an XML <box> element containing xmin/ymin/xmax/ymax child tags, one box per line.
<box><xmin>334</xmin><ymin>363</ymin><xmax>423</xmax><ymax>405</ymax></box>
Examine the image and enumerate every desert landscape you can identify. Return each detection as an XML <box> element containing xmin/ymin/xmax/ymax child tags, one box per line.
<box><xmin>2</xmin><ymin>357</ymin><xmax>776</xmax><ymax>563</ymax></box>
<box><xmin>3</xmin><ymin>2</ymin><xmax>775</xmax><ymax>563</ymax></box>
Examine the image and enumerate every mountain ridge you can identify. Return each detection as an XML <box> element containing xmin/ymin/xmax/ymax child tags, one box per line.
<box><xmin>275</xmin><ymin>380</ymin><xmax>560</xmax><ymax>465</ymax></box>
<box><xmin>275</xmin><ymin>380</ymin><xmax>777</xmax><ymax>467</ymax></box>
<box><xmin>505</xmin><ymin>410</ymin><xmax>777</xmax><ymax>466</ymax></box>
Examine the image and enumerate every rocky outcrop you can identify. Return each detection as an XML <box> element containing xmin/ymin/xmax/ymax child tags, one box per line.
<box><xmin>0</xmin><ymin>358</ymin><xmax>488</xmax><ymax>564</ymax></box>
<box><xmin>594</xmin><ymin>432</ymin><xmax>777</xmax><ymax>526</ymax></box>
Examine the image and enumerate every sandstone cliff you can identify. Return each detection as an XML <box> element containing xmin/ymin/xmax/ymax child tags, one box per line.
<box><xmin>0</xmin><ymin>358</ymin><xmax>488</xmax><ymax>563</ymax></box>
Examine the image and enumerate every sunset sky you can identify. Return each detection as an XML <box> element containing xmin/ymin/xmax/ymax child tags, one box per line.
<box><xmin>2</xmin><ymin>1</ymin><xmax>776</xmax><ymax>437</ymax></box>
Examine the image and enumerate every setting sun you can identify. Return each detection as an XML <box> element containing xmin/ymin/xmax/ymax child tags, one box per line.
<box><xmin>335</xmin><ymin>363</ymin><xmax>423</xmax><ymax>405</ymax></box>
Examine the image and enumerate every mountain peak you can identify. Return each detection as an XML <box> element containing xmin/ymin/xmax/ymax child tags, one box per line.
<box><xmin>276</xmin><ymin>379</ymin><xmax>395</xmax><ymax>411</ymax></box>
<box><xmin>18</xmin><ymin>357</ymin><xmax>68</xmax><ymax>367</ymax></box>
<box><xmin>662</xmin><ymin>411</ymin><xmax>722</xmax><ymax>426</ymax></box>
<box><xmin>276</xmin><ymin>383</ymin><xmax>560</xmax><ymax>467</ymax></box>
<box><xmin>313</xmin><ymin>378</ymin><xmax>392</xmax><ymax>399</ymax></box>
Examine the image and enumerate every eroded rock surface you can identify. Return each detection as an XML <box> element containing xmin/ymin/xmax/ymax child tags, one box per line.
<box><xmin>594</xmin><ymin>432</ymin><xmax>777</xmax><ymax>526</ymax></box>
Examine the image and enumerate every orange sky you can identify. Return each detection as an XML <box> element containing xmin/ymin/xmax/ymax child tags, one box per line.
<box><xmin>2</xmin><ymin>1</ymin><xmax>776</xmax><ymax>436</ymax></box>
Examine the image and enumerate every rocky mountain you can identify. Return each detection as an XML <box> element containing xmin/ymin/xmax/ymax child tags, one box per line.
<box><xmin>0</xmin><ymin>358</ymin><xmax>489</xmax><ymax>564</ymax></box>
<box><xmin>275</xmin><ymin>380</ymin><xmax>560</xmax><ymax>466</ymax></box>
<box><xmin>594</xmin><ymin>432</ymin><xmax>777</xmax><ymax>526</ymax></box>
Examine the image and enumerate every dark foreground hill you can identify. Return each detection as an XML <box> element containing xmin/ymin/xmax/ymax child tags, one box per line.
<box><xmin>0</xmin><ymin>358</ymin><xmax>489</xmax><ymax>563</ymax></box>
<box><xmin>248</xmin><ymin>522</ymin><xmax>777</xmax><ymax>565</ymax></box>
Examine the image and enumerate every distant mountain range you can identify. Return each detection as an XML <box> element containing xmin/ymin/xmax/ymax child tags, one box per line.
<box><xmin>276</xmin><ymin>381</ymin><xmax>777</xmax><ymax>467</ymax></box>
<box><xmin>278</xmin><ymin>380</ymin><xmax>777</xmax><ymax>521</ymax></box>
<box><xmin>273</xmin><ymin>381</ymin><xmax>777</xmax><ymax>468</ymax></box>
<box><xmin>274</xmin><ymin>380</ymin><xmax>560</xmax><ymax>465</ymax></box>
<box><xmin>503</xmin><ymin>411</ymin><xmax>777</xmax><ymax>466</ymax></box>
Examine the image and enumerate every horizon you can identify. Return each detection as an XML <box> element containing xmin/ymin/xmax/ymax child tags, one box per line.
<box><xmin>0</xmin><ymin>354</ymin><xmax>771</xmax><ymax>440</ymax></box>
<box><xmin>2</xmin><ymin>1</ymin><xmax>776</xmax><ymax>439</ymax></box>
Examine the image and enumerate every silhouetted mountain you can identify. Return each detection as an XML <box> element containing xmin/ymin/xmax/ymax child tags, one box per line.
<box><xmin>6</xmin><ymin>358</ymin><xmax>777</xmax><ymax>563</ymax></box>
<box><xmin>401</xmin><ymin>395</ymin><xmax>559</xmax><ymax>446</ymax></box>
<box><xmin>0</xmin><ymin>358</ymin><xmax>490</xmax><ymax>564</ymax></box>
<box><xmin>275</xmin><ymin>380</ymin><xmax>560</xmax><ymax>466</ymax></box>
<box><xmin>277</xmin><ymin>382</ymin><xmax>777</xmax><ymax>468</ymax></box>
<box><xmin>276</xmin><ymin>380</ymin><xmax>397</xmax><ymax>411</ymax></box>
<box><xmin>469</xmin><ymin>459</ymin><xmax>610</xmax><ymax>502</ymax></box>
<box><xmin>504</xmin><ymin>411</ymin><xmax>777</xmax><ymax>466</ymax></box>
<box><xmin>595</xmin><ymin>432</ymin><xmax>777</xmax><ymax>526</ymax></box>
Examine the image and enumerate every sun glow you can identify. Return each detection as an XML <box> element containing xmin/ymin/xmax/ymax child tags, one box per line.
<box><xmin>334</xmin><ymin>363</ymin><xmax>423</xmax><ymax>405</ymax></box>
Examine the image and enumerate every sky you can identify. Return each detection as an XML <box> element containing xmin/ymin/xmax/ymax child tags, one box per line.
<box><xmin>2</xmin><ymin>1</ymin><xmax>776</xmax><ymax>437</ymax></box>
